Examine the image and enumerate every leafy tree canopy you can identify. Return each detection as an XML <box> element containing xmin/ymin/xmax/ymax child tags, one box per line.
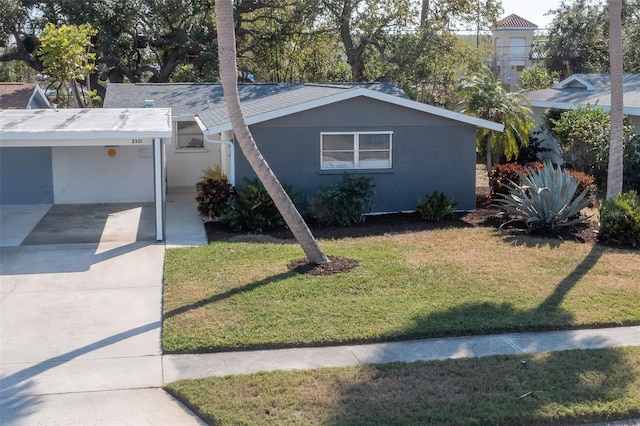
<box><xmin>533</xmin><ymin>0</ymin><xmax>640</xmax><ymax>77</ymax></box>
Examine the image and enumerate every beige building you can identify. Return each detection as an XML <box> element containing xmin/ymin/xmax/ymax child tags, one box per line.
<box><xmin>491</xmin><ymin>14</ymin><xmax>538</xmax><ymax>91</ymax></box>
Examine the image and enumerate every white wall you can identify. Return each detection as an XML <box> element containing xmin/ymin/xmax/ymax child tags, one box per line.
<box><xmin>165</xmin><ymin>141</ymin><xmax>221</xmax><ymax>189</ymax></box>
<box><xmin>52</xmin><ymin>146</ymin><xmax>154</xmax><ymax>203</ymax></box>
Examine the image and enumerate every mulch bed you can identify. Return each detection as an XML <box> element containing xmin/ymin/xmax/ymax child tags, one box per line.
<box><xmin>203</xmin><ymin>187</ymin><xmax>609</xmax><ymax>275</ymax></box>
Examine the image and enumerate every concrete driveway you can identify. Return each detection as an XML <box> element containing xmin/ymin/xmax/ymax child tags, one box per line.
<box><xmin>0</xmin><ymin>200</ymin><xmax>206</xmax><ymax>425</ymax></box>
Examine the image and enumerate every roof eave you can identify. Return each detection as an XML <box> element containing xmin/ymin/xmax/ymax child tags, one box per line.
<box><xmin>202</xmin><ymin>88</ymin><xmax>504</xmax><ymax>134</ymax></box>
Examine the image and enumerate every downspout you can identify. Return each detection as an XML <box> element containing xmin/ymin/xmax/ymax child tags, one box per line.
<box><xmin>204</xmin><ymin>133</ymin><xmax>235</xmax><ymax>186</ymax></box>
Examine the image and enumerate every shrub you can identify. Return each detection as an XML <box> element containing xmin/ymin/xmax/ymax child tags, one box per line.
<box><xmin>417</xmin><ymin>191</ymin><xmax>457</xmax><ymax>220</ymax></box>
<box><xmin>220</xmin><ymin>177</ymin><xmax>300</xmax><ymax>233</ymax></box>
<box><xmin>196</xmin><ymin>178</ymin><xmax>233</xmax><ymax>219</ymax></box>
<box><xmin>493</xmin><ymin>160</ymin><xmax>594</xmax><ymax>233</ymax></box>
<box><xmin>567</xmin><ymin>170</ymin><xmax>598</xmax><ymax>206</ymax></box>
<box><xmin>598</xmin><ymin>191</ymin><xmax>640</xmax><ymax>247</ymax></box>
<box><xmin>309</xmin><ymin>174</ymin><xmax>375</xmax><ymax>226</ymax></box>
<box><xmin>489</xmin><ymin>163</ymin><xmax>528</xmax><ymax>199</ymax></box>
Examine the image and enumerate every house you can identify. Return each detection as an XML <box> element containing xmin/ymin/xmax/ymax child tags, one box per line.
<box><xmin>104</xmin><ymin>83</ymin><xmax>503</xmax><ymax>213</ymax></box>
<box><xmin>0</xmin><ymin>82</ymin><xmax>51</xmax><ymax>110</ymax></box>
<box><xmin>525</xmin><ymin>74</ymin><xmax>640</xmax><ymax>131</ymax></box>
<box><xmin>0</xmin><ymin>108</ymin><xmax>172</xmax><ymax>240</ymax></box>
<box><xmin>491</xmin><ymin>14</ymin><xmax>538</xmax><ymax>92</ymax></box>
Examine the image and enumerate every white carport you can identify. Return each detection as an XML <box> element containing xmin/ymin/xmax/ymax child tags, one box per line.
<box><xmin>0</xmin><ymin>108</ymin><xmax>172</xmax><ymax>240</ymax></box>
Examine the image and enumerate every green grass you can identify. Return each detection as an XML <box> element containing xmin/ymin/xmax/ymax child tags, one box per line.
<box><xmin>165</xmin><ymin>346</ymin><xmax>640</xmax><ymax>425</ymax></box>
<box><xmin>162</xmin><ymin>227</ymin><xmax>640</xmax><ymax>353</ymax></box>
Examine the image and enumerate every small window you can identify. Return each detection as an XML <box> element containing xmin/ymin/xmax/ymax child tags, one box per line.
<box><xmin>176</xmin><ymin>121</ymin><xmax>204</xmax><ymax>149</ymax></box>
<box><xmin>321</xmin><ymin>132</ymin><xmax>392</xmax><ymax>170</ymax></box>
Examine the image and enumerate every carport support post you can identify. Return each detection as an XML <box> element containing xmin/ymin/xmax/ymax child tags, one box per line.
<box><xmin>153</xmin><ymin>137</ymin><xmax>164</xmax><ymax>241</ymax></box>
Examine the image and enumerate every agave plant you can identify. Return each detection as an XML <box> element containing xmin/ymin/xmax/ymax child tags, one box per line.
<box><xmin>493</xmin><ymin>160</ymin><xmax>594</xmax><ymax>232</ymax></box>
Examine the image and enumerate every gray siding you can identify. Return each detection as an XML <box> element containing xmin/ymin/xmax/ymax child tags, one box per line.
<box><xmin>0</xmin><ymin>147</ymin><xmax>54</xmax><ymax>205</ymax></box>
<box><xmin>235</xmin><ymin>97</ymin><xmax>478</xmax><ymax>212</ymax></box>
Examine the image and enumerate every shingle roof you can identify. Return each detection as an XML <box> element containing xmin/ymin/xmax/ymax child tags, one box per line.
<box><xmin>0</xmin><ymin>83</ymin><xmax>37</xmax><ymax>109</ymax></box>
<box><xmin>104</xmin><ymin>82</ymin><xmax>504</xmax><ymax>133</ymax></box>
<box><xmin>104</xmin><ymin>82</ymin><xmax>407</xmax><ymax>117</ymax></box>
<box><xmin>496</xmin><ymin>14</ymin><xmax>537</xmax><ymax>29</ymax></box>
<box><xmin>524</xmin><ymin>74</ymin><xmax>640</xmax><ymax>115</ymax></box>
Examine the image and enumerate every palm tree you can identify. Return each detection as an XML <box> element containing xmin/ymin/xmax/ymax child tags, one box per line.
<box><xmin>214</xmin><ymin>0</ymin><xmax>329</xmax><ymax>264</ymax></box>
<box><xmin>607</xmin><ymin>0</ymin><xmax>624</xmax><ymax>199</ymax></box>
<box><xmin>459</xmin><ymin>66</ymin><xmax>535</xmax><ymax>173</ymax></box>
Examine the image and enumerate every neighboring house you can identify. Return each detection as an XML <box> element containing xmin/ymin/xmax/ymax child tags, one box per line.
<box><xmin>0</xmin><ymin>82</ymin><xmax>51</xmax><ymax>110</ymax></box>
<box><xmin>0</xmin><ymin>108</ymin><xmax>172</xmax><ymax>240</ymax></box>
<box><xmin>525</xmin><ymin>74</ymin><xmax>640</xmax><ymax>131</ymax></box>
<box><xmin>105</xmin><ymin>83</ymin><xmax>502</xmax><ymax>213</ymax></box>
<box><xmin>491</xmin><ymin>14</ymin><xmax>538</xmax><ymax>92</ymax></box>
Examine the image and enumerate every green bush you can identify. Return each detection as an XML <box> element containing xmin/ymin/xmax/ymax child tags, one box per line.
<box><xmin>309</xmin><ymin>174</ymin><xmax>375</xmax><ymax>226</ymax></box>
<box><xmin>493</xmin><ymin>160</ymin><xmax>593</xmax><ymax>233</ymax></box>
<box><xmin>196</xmin><ymin>178</ymin><xmax>233</xmax><ymax>219</ymax></box>
<box><xmin>417</xmin><ymin>191</ymin><xmax>457</xmax><ymax>220</ymax></box>
<box><xmin>220</xmin><ymin>177</ymin><xmax>300</xmax><ymax>233</ymax></box>
<box><xmin>598</xmin><ymin>191</ymin><xmax>640</xmax><ymax>248</ymax></box>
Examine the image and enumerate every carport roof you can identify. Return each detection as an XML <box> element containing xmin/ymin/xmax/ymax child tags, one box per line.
<box><xmin>0</xmin><ymin>108</ymin><xmax>172</xmax><ymax>145</ymax></box>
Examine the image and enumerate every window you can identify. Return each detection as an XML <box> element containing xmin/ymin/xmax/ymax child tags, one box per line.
<box><xmin>321</xmin><ymin>132</ymin><xmax>392</xmax><ymax>170</ymax></box>
<box><xmin>176</xmin><ymin>120</ymin><xmax>204</xmax><ymax>149</ymax></box>
<box><xmin>509</xmin><ymin>37</ymin><xmax>526</xmax><ymax>56</ymax></box>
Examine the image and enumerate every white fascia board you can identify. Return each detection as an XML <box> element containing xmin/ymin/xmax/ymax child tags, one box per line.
<box><xmin>203</xmin><ymin>88</ymin><xmax>504</xmax><ymax>134</ymax></box>
<box><xmin>553</xmin><ymin>75</ymin><xmax>596</xmax><ymax>91</ymax></box>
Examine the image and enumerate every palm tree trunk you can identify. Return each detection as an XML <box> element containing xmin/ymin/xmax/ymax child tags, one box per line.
<box><xmin>215</xmin><ymin>0</ymin><xmax>329</xmax><ymax>264</ymax></box>
<box><xmin>486</xmin><ymin>133</ymin><xmax>493</xmax><ymax>174</ymax></box>
<box><xmin>606</xmin><ymin>0</ymin><xmax>624</xmax><ymax>199</ymax></box>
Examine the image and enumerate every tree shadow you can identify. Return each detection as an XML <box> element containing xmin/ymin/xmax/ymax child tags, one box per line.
<box><xmin>322</xmin><ymin>243</ymin><xmax>630</xmax><ymax>424</ymax></box>
<box><xmin>163</xmin><ymin>270</ymin><xmax>296</xmax><ymax>321</ymax></box>
<box><xmin>324</xmin><ymin>346</ymin><xmax>637</xmax><ymax>425</ymax></box>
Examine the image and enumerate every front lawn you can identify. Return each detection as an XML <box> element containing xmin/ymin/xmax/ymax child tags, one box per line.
<box><xmin>165</xmin><ymin>346</ymin><xmax>640</xmax><ymax>425</ymax></box>
<box><xmin>162</xmin><ymin>227</ymin><xmax>640</xmax><ymax>353</ymax></box>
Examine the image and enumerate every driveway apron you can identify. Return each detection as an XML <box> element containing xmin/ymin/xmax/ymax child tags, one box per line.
<box><xmin>0</xmin><ymin>203</ymin><xmax>204</xmax><ymax>425</ymax></box>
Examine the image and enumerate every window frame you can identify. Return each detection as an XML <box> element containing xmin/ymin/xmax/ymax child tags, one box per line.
<box><xmin>175</xmin><ymin>119</ymin><xmax>206</xmax><ymax>151</ymax></box>
<box><xmin>320</xmin><ymin>131</ymin><xmax>393</xmax><ymax>170</ymax></box>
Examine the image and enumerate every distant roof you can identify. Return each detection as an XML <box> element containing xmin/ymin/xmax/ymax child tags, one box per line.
<box><xmin>0</xmin><ymin>82</ymin><xmax>50</xmax><ymax>109</ymax></box>
<box><xmin>0</xmin><ymin>108</ymin><xmax>172</xmax><ymax>145</ymax></box>
<box><xmin>104</xmin><ymin>82</ymin><xmax>504</xmax><ymax>133</ymax></box>
<box><xmin>495</xmin><ymin>14</ymin><xmax>537</xmax><ymax>29</ymax></box>
<box><xmin>524</xmin><ymin>74</ymin><xmax>640</xmax><ymax>116</ymax></box>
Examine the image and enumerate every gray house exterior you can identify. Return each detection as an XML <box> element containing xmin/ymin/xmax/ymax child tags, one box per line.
<box><xmin>105</xmin><ymin>83</ymin><xmax>502</xmax><ymax>213</ymax></box>
<box><xmin>0</xmin><ymin>83</ymin><xmax>53</xmax><ymax>205</ymax></box>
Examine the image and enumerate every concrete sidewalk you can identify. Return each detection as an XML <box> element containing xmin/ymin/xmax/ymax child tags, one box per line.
<box><xmin>164</xmin><ymin>326</ymin><xmax>640</xmax><ymax>381</ymax></box>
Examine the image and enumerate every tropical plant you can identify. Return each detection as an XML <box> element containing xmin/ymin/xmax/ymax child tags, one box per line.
<box><xmin>196</xmin><ymin>178</ymin><xmax>233</xmax><ymax>219</ymax></box>
<box><xmin>220</xmin><ymin>178</ymin><xmax>301</xmax><ymax>233</ymax></box>
<box><xmin>598</xmin><ymin>190</ymin><xmax>640</xmax><ymax>247</ymax></box>
<box><xmin>493</xmin><ymin>160</ymin><xmax>593</xmax><ymax>232</ymax></box>
<box><xmin>416</xmin><ymin>191</ymin><xmax>457</xmax><ymax>220</ymax></box>
<box><xmin>458</xmin><ymin>66</ymin><xmax>535</xmax><ymax>172</ymax></box>
<box><xmin>309</xmin><ymin>174</ymin><xmax>375</xmax><ymax>226</ymax></box>
<box><xmin>215</xmin><ymin>0</ymin><xmax>328</xmax><ymax>263</ymax></box>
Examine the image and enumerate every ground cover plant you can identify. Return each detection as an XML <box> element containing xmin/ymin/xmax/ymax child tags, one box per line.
<box><xmin>165</xmin><ymin>346</ymin><xmax>640</xmax><ymax>425</ymax></box>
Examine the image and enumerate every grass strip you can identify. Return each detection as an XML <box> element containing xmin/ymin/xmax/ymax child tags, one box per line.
<box><xmin>165</xmin><ymin>346</ymin><xmax>640</xmax><ymax>425</ymax></box>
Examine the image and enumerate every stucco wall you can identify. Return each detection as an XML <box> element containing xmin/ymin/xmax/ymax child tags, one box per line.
<box><xmin>52</xmin><ymin>146</ymin><xmax>154</xmax><ymax>203</ymax></box>
<box><xmin>234</xmin><ymin>97</ymin><xmax>478</xmax><ymax>212</ymax></box>
<box><xmin>165</xmin><ymin>141</ymin><xmax>222</xmax><ymax>189</ymax></box>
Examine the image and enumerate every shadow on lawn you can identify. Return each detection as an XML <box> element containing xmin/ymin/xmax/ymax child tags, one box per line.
<box><xmin>404</xmin><ymin>243</ymin><xmax>605</xmax><ymax>338</ymax></box>
<box><xmin>163</xmin><ymin>270</ymin><xmax>296</xmax><ymax>320</ymax></box>
<box><xmin>324</xmin><ymin>347</ymin><xmax>637</xmax><ymax>425</ymax></box>
<box><xmin>324</xmin><ymin>244</ymin><xmax>637</xmax><ymax>425</ymax></box>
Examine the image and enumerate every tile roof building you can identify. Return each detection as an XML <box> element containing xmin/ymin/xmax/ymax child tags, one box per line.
<box><xmin>491</xmin><ymin>14</ymin><xmax>538</xmax><ymax>91</ymax></box>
